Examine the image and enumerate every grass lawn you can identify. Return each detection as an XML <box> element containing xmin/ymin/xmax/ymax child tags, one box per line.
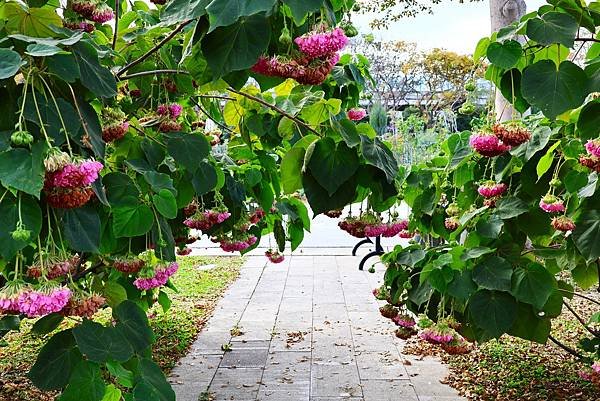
<box><xmin>0</xmin><ymin>256</ymin><xmax>243</xmax><ymax>401</ymax></box>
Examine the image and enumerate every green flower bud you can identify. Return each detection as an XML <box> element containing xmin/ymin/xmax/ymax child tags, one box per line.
<box><xmin>11</xmin><ymin>226</ymin><xmax>31</xmax><ymax>242</ymax></box>
<box><xmin>464</xmin><ymin>80</ymin><xmax>476</xmax><ymax>92</ymax></box>
<box><xmin>279</xmin><ymin>26</ymin><xmax>292</xmax><ymax>46</ymax></box>
<box><xmin>550</xmin><ymin>178</ymin><xmax>562</xmax><ymax>188</ymax></box>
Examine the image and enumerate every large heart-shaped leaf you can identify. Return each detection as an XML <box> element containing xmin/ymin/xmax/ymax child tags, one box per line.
<box><xmin>281</xmin><ymin>147</ymin><xmax>305</xmax><ymax>194</ymax></box>
<box><xmin>72</xmin><ymin>42</ymin><xmax>117</xmax><ymax>98</ymax></box>
<box><xmin>511</xmin><ymin>263</ymin><xmax>556</xmax><ymax>309</ymax></box>
<box><xmin>63</xmin><ymin>205</ymin><xmax>101</xmax><ymax>252</ymax></box>
<box><xmin>576</xmin><ymin>101</ymin><xmax>600</xmax><ymax>140</ymax></box>
<box><xmin>3</xmin><ymin>3</ymin><xmax>62</xmax><ymax>37</ymax></box>
<box><xmin>73</xmin><ymin>320</ymin><xmax>133</xmax><ymax>363</ymax></box>
<box><xmin>201</xmin><ymin>14</ymin><xmax>270</xmax><ymax>78</ymax></box>
<box><xmin>160</xmin><ymin>0</ymin><xmax>210</xmax><ymax>25</ymax></box>
<box><xmin>206</xmin><ymin>0</ymin><xmax>277</xmax><ymax>31</ymax></box>
<box><xmin>521</xmin><ymin>60</ymin><xmax>588</xmax><ymax>119</ymax></box>
<box><xmin>113</xmin><ymin>301</ymin><xmax>154</xmax><ymax>352</ymax></box>
<box><xmin>307</xmin><ymin>137</ymin><xmax>359</xmax><ymax>195</ymax></box>
<box><xmin>526</xmin><ymin>11</ymin><xmax>578</xmax><ymax>48</ymax></box>
<box><xmin>572</xmin><ymin>209</ymin><xmax>600</xmax><ymax>264</ymax></box>
<box><xmin>0</xmin><ymin>48</ymin><xmax>24</xmax><ymax>79</ymax></box>
<box><xmin>494</xmin><ymin>196</ymin><xmax>529</xmax><ymax>219</ymax></box>
<box><xmin>165</xmin><ymin>132</ymin><xmax>209</xmax><ymax>172</ymax></box>
<box><xmin>112</xmin><ymin>201</ymin><xmax>154</xmax><ymax>238</ymax></box>
<box><xmin>486</xmin><ymin>40</ymin><xmax>523</xmax><ymax>70</ymax></box>
<box><xmin>29</xmin><ymin>330</ymin><xmax>82</xmax><ymax>390</ymax></box>
<box><xmin>302</xmin><ymin>172</ymin><xmax>356</xmax><ymax>216</ymax></box>
<box><xmin>133</xmin><ymin>358</ymin><xmax>175</xmax><ymax>401</ymax></box>
<box><xmin>152</xmin><ymin>189</ymin><xmax>178</xmax><ymax>219</ymax></box>
<box><xmin>360</xmin><ymin>135</ymin><xmax>398</xmax><ymax>182</ymax></box>
<box><xmin>0</xmin><ymin>194</ymin><xmax>42</xmax><ymax>260</ymax></box>
<box><xmin>59</xmin><ymin>360</ymin><xmax>106</xmax><ymax>401</ymax></box>
<box><xmin>468</xmin><ymin>289</ymin><xmax>518</xmax><ymax>338</ymax></box>
<box><xmin>500</xmin><ymin>69</ymin><xmax>529</xmax><ymax>114</ymax></box>
<box><xmin>0</xmin><ymin>142</ymin><xmax>46</xmax><ymax>197</ymax></box>
<box><xmin>282</xmin><ymin>0</ymin><xmax>321</xmax><ymax>24</ymax></box>
<box><xmin>472</xmin><ymin>256</ymin><xmax>513</xmax><ymax>291</ymax></box>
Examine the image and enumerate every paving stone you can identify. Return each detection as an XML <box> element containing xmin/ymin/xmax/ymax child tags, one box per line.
<box><xmin>361</xmin><ymin>379</ymin><xmax>418</xmax><ymax>401</ymax></box>
<box><xmin>209</xmin><ymin>367</ymin><xmax>264</xmax><ymax>400</ymax></box>
<box><xmin>220</xmin><ymin>347</ymin><xmax>269</xmax><ymax>368</ymax></box>
<box><xmin>170</xmin><ymin>355</ymin><xmax>221</xmax><ymax>401</ymax></box>
<box><xmin>311</xmin><ymin>364</ymin><xmax>362</xmax><ymax>398</ymax></box>
<box><xmin>355</xmin><ymin>351</ymin><xmax>406</xmax><ymax>380</ymax></box>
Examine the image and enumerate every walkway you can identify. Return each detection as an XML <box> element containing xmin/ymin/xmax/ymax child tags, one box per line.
<box><xmin>169</xmin><ymin>253</ymin><xmax>465</xmax><ymax>401</ymax></box>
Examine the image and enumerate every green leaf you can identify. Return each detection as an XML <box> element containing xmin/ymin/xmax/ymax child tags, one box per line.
<box><xmin>133</xmin><ymin>358</ymin><xmax>175</xmax><ymax>401</ymax></box>
<box><xmin>300</xmin><ymin>98</ymin><xmax>341</xmax><ymax>126</ymax></box>
<box><xmin>112</xmin><ymin>202</ymin><xmax>154</xmax><ymax>238</ymax></box>
<box><xmin>511</xmin><ymin>263</ymin><xmax>556</xmax><ymax>309</ymax></box>
<box><xmin>302</xmin><ymin>172</ymin><xmax>356</xmax><ymax>216</ymax></box>
<box><xmin>104</xmin><ymin>173</ymin><xmax>139</xmax><ymax>206</ymax></box>
<box><xmin>282</xmin><ymin>0</ymin><xmax>321</xmax><ymax>24</ymax></box>
<box><xmin>0</xmin><ymin>194</ymin><xmax>42</xmax><ymax>260</ymax></box>
<box><xmin>447</xmin><ymin>270</ymin><xmax>477</xmax><ymax>301</ymax></box>
<box><xmin>0</xmin><ymin>315</ymin><xmax>20</xmax><ymax>331</ymax></box>
<box><xmin>29</xmin><ymin>329</ymin><xmax>82</xmax><ymax>390</ymax></box>
<box><xmin>153</xmin><ymin>189</ymin><xmax>178</xmax><ymax>219</ymax></box>
<box><xmin>494</xmin><ymin>196</ymin><xmax>529</xmax><ymax>219</ymax></box>
<box><xmin>46</xmin><ymin>53</ymin><xmax>80</xmax><ymax>82</ymax></box>
<box><xmin>472</xmin><ymin>256</ymin><xmax>513</xmax><ymax>291</ymax></box>
<box><xmin>3</xmin><ymin>3</ymin><xmax>62</xmax><ymax>37</ymax></box>
<box><xmin>360</xmin><ymin>135</ymin><xmax>399</xmax><ymax>182</ymax></box>
<box><xmin>468</xmin><ymin>290</ymin><xmax>518</xmax><ymax>338</ymax></box>
<box><xmin>335</xmin><ymin>119</ymin><xmax>361</xmax><ymax>147</ymax></box>
<box><xmin>571</xmin><ymin>263</ymin><xmax>599</xmax><ymax>290</ymax></box>
<box><xmin>25</xmin><ymin>43</ymin><xmax>63</xmax><ymax>56</ymax></box>
<box><xmin>280</xmin><ymin>147</ymin><xmax>305</xmax><ymax>194</ymax></box>
<box><xmin>0</xmin><ymin>142</ymin><xmax>46</xmax><ymax>197</ymax></box>
<box><xmin>59</xmin><ymin>360</ymin><xmax>106</xmax><ymax>401</ymax></box>
<box><xmin>191</xmin><ymin>162</ymin><xmax>217</xmax><ymax>196</ymax></box>
<box><xmin>486</xmin><ymin>40</ymin><xmax>523</xmax><ymax>69</ymax></box>
<box><xmin>63</xmin><ymin>205</ymin><xmax>101</xmax><ymax>252</ymax></box>
<box><xmin>536</xmin><ymin>141</ymin><xmax>560</xmax><ymax>179</ymax></box>
<box><xmin>572</xmin><ymin>210</ymin><xmax>600</xmax><ymax>264</ymax></box>
<box><xmin>508</xmin><ymin>303</ymin><xmax>551</xmax><ymax>344</ymax></box>
<box><xmin>206</xmin><ymin>0</ymin><xmax>277</xmax><ymax>31</ymax></box>
<box><xmin>101</xmin><ymin>385</ymin><xmax>122</xmax><ymax>401</ymax></box>
<box><xmin>473</xmin><ymin>37</ymin><xmax>490</xmax><ymax>62</ymax></box>
<box><xmin>103</xmin><ymin>281</ymin><xmax>128</xmax><ymax>308</ymax></box>
<box><xmin>72</xmin><ymin>42</ymin><xmax>117</xmax><ymax>98</ymax></box>
<box><xmin>512</xmin><ymin>126</ymin><xmax>551</xmax><ymax>161</ymax></box>
<box><xmin>160</xmin><ymin>0</ymin><xmax>209</xmax><ymax>25</ymax></box>
<box><xmin>526</xmin><ymin>11</ymin><xmax>578</xmax><ymax>48</ymax></box>
<box><xmin>576</xmin><ymin>101</ymin><xmax>600</xmax><ymax>140</ymax></box>
<box><xmin>32</xmin><ymin>313</ymin><xmax>64</xmax><ymax>335</ymax></box>
<box><xmin>307</xmin><ymin>137</ymin><xmax>359</xmax><ymax>196</ymax></box>
<box><xmin>500</xmin><ymin>69</ymin><xmax>529</xmax><ymax>114</ymax></box>
<box><xmin>157</xmin><ymin>291</ymin><xmax>172</xmax><ymax>313</ymax></box>
<box><xmin>0</xmin><ymin>48</ymin><xmax>24</xmax><ymax>79</ymax></box>
<box><xmin>73</xmin><ymin>320</ymin><xmax>133</xmax><ymax>363</ymax></box>
<box><xmin>202</xmin><ymin>14</ymin><xmax>271</xmax><ymax>78</ymax></box>
<box><xmin>521</xmin><ymin>60</ymin><xmax>588</xmax><ymax>119</ymax></box>
<box><xmin>113</xmin><ymin>301</ymin><xmax>154</xmax><ymax>352</ymax></box>
<box><xmin>166</xmin><ymin>133</ymin><xmax>209</xmax><ymax>172</ymax></box>
<box><xmin>475</xmin><ymin>215</ymin><xmax>504</xmax><ymax>238</ymax></box>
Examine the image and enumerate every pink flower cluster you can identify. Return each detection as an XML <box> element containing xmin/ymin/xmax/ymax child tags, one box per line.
<box><xmin>265</xmin><ymin>249</ymin><xmax>285</xmax><ymax>263</ymax></box>
<box><xmin>157</xmin><ymin>103</ymin><xmax>183</xmax><ymax>119</ymax></box>
<box><xmin>184</xmin><ymin>210</ymin><xmax>231</xmax><ymax>231</ymax></box>
<box><xmin>17</xmin><ymin>287</ymin><xmax>72</xmax><ymax>318</ymax></box>
<box><xmin>347</xmin><ymin>108</ymin><xmax>366</xmax><ymax>121</ymax></box>
<box><xmin>219</xmin><ymin>235</ymin><xmax>257</xmax><ymax>252</ymax></box>
<box><xmin>364</xmin><ymin>223</ymin><xmax>388</xmax><ymax>237</ymax></box>
<box><xmin>252</xmin><ymin>55</ymin><xmax>340</xmax><ymax>85</ymax></box>
<box><xmin>478</xmin><ymin>182</ymin><xmax>507</xmax><ymax>198</ymax></box>
<box><xmin>71</xmin><ymin>0</ymin><xmax>114</xmax><ymax>23</ymax></box>
<box><xmin>294</xmin><ymin>27</ymin><xmax>349</xmax><ymax>58</ymax></box>
<box><xmin>444</xmin><ymin>217</ymin><xmax>460</xmax><ymax>231</ymax></box>
<box><xmin>250</xmin><ymin>209</ymin><xmax>265</xmax><ymax>224</ymax></box>
<box><xmin>539</xmin><ymin>195</ymin><xmax>565</xmax><ymax>213</ymax></box>
<box><xmin>393</xmin><ymin>314</ymin><xmax>416</xmax><ymax>329</ymax></box>
<box><xmin>133</xmin><ymin>262</ymin><xmax>179</xmax><ymax>290</ymax></box>
<box><xmin>398</xmin><ymin>230</ymin><xmax>415</xmax><ymax>239</ymax></box>
<box><xmin>382</xmin><ymin>220</ymin><xmax>410</xmax><ymax>237</ymax></box>
<box><xmin>46</xmin><ymin>160</ymin><xmax>103</xmax><ymax>188</ymax></box>
<box><xmin>419</xmin><ymin>327</ymin><xmax>454</xmax><ymax>345</ymax></box>
<box><xmin>469</xmin><ymin>132</ymin><xmax>511</xmax><ymax>157</ymax></box>
<box><xmin>551</xmin><ymin>216</ymin><xmax>576</xmax><ymax>232</ymax></box>
<box><xmin>585</xmin><ymin>139</ymin><xmax>600</xmax><ymax>158</ymax></box>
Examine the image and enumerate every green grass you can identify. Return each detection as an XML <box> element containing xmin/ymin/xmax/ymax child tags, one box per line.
<box><xmin>0</xmin><ymin>256</ymin><xmax>243</xmax><ymax>401</ymax></box>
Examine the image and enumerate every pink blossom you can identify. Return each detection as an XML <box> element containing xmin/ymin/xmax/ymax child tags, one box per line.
<box><xmin>419</xmin><ymin>328</ymin><xmax>454</xmax><ymax>345</ymax></box>
<box><xmin>364</xmin><ymin>224</ymin><xmax>387</xmax><ymax>237</ymax></box>
<box><xmin>219</xmin><ymin>235</ymin><xmax>257</xmax><ymax>253</ymax></box>
<box><xmin>17</xmin><ymin>287</ymin><xmax>71</xmax><ymax>317</ymax></box>
<box><xmin>168</xmin><ymin>104</ymin><xmax>183</xmax><ymax>118</ymax></box>
<box><xmin>393</xmin><ymin>315</ymin><xmax>416</xmax><ymax>328</ymax></box>
<box><xmin>90</xmin><ymin>3</ymin><xmax>114</xmax><ymax>23</ymax></box>
<box><xmin>478</xmin><ymin>182</ymin><xmax>507</xmax><ymax>198</ymax></box>
<box><xmin>157</xmin><ymin>104</ymin><xmax>169</xmax><ymax>116</ymax></box>
<box><xmin>469</xmin><ymin>132</ymin><xmax>511</xmax><ymax>157</ymax></box>
<box><xmin>585</xmin><ymin>139</ymin><xmax>600</xmax><ymax>158</ymax></box>
<box><xmin>48</xmin><ymin>160</ymin><xmax>103</xmax><ymax>188</ymax></box>
<box><xmin>539</xmin><ymin>195</ymin><xmax>565</xmax><ymax>213</ymax></box>
<box><xmin>347</xmin><ymin>108</ymin><xmax>367</xmax><ymax>121</ymax></box>
<box><xmin>265</xmin><ymin>249</ymin><xmax>285</xmax><ymax>263</ymax></box>
<box><xmin>398</xmin><ymin>230</ymin><xmax>414</xmax><ymax>239</ymax></box>
<box><xmin>592</xmin><ymin>362</ymin><xmax>600</xmax><ymax>374</ymax></box>
<box><xmin>382</xmin><ymin>221</ymin><xmax>408</xmax><ymax>237</ymax></box>
<box><xmin>133</xmin><ymin>262</ymin><xmax>179</xmax><ymax>290</ymax></box>
<box><xmin>294</xmin><ymin>27</ymin><xmax>348</xmax><ymax>58</ymax></box>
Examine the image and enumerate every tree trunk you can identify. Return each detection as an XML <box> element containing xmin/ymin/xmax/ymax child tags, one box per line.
<box><xmin>490</xmin><ymin>0</ymin><xmax>526</xmax><ymax>122</ymax></box>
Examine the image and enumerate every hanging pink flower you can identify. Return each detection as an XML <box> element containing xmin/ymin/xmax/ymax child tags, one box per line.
<box><xmin>364</xmin><ymin>223</ymin><xmax>388</xmax><ymax>237</ymax></box>
<box><xmin>347</xmin><ymin>108</ymin><xmax>366</xmax><ymax>121</ymax></box>
<box><xmin>17</xmin><ymin>287</ymin><xmax>72</xmax><ymax>318</ymax></box>
<box><xmin>90</xmin><ymin>2</ymin><xmax>114</xmax><ymax>23</ymax></box>
<box><xmin>492</xmin><ymin>123</ymin><xmax>531</xmax><ymax>147</ymax></box>
<box><xmin>419</xmin><ymin>327</ymin><xmax>454</xmax><ymax>345</ymax></box>
<box><xmin>469</xmin><ymin>131</ymin><xmax>511</xmax><ymax>157</ymax></box>
<box><xmin>593</xmin><ymin>362</ymin><xmax>600</xmax><ymax>374</ymax></box>
<box><xmin>398</xmin><ymin>230</ymin><xmax>415</xmax><ymax>239</ymax></box>
<box><xmin>47</xmin><ymin>160</ymin><xmax>103</xmax><ymax>188</ymax></box>
<box><xmin>585</xmin><ymin>139</ymin><xmax>600</xmax><ymax>158</ymax></box>
<box><xmin>265</xmin><ymin>249</ymin><xmax>284</xmax><ymax>263</ymax></box>
<box><xmin>219</xmin><ymin>235</ymin><xmax>257</xmax><ymax>253</ymax></box>
<box><xmin>157</xmin><ymin>103</ymin><xmax>182</xmax><ymax>119</ymax></box>
<box><xmin>444</xmin><ymin>217</ymin><xmax>460</xmax><ymax>231</ymax></box>
<box><xmin>133</xmin><ymin>262</ymin><xmax>179</xmax><ymax>290</ymax></box>
<box><xmin>392</xmin><ymin>314</ymin><xmax>416</xmax><ymax>329</ymax></box>
<box><xmin>477</xmin><ymin>182</ymin><xmax>507</xmax><ymax>198</ymax></box>
<box><xmin>580</xmin><ymin>154</ymin><xmax>600</xmax><ymax>172</ymax></box>
<box><xmin>539</xmin><ymin>195</ymin><xmax>565</xmax><ymax>213</ymax></box>
<box><xmin>551</xmin><ymin>216</ymin><xmax>576</xmax><ymax>232</ymax></box>
<box><xmin>294</xmin><ymin>27</ymin><xmax>348</xmax><ymax>58</ymax></box>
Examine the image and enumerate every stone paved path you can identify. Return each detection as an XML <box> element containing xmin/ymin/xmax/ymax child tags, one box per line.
<box><xmin>169</xmin><ymin>254</ymin><xmax>465</xmax><ymax>401</ymax></box>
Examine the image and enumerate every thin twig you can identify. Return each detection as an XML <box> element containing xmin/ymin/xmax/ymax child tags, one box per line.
<box><xmin>227</xmin><ymin>87</ymin><xmax>318</xmax><ymax>136</ymax></box>
<box><xmin>564</xmin><ymin>301</ymin><xmax>600</xmax><ymax>337</ymax></box>
<box><xmin>558</xmin><ymin>289</ymin><xmax>600</xmax><ymax>306</ymax></box>
<box><xmin>118</xmin><ymin>69</ymin><xmax>190</xmax><ymax>80</ymax></box>
<box><xmin>548</xmin><ymin>335</ymin><xmax>584</xmax><ymax>359</ymax></box>
<box><xmin>575</xmin><ymin>37</ymin><xmax>600</xmax><ymax>44</ymax></box>
<box><xmin>70</xmin><ymin>261</ymin><xmax>103</xmax><ymax>282</ymax></box>
<box><xmin>198</xmin><ymin>94</ymin><xmax>236</xmax><ymax>101</ymax></box>
<box><xmin>116</xmin><ymin>20</ymin><xmax>193</xmax><ymax>77</ymax></box>
<box><xmin>112</xmin><ymin>0</ymin><xmax>119</xmax><ymax>50</ymax></box>
<box><xmin>189</xmin><ymin>97</ymin><xmax>236</xmax><ymax>135</ymax></box>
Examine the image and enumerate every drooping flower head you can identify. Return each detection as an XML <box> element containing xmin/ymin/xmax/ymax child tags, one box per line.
<box><xmin>539</xmin><ymin>194</ymin><xmax>565</xmax><ymax>213</ymax></box>
<box><xmin>101</xmin><ymin>107</ymin><xmax>129</xmax><ymax>142</ymax></box>
<box><xmin>90</xmin><ymin>2</ymin><xmax>114</xmax><ymax>23</ymax></box>
<box><xmin>17</xmin><ymin>286</ymin><xmax>72</xmax><ymax>318</ymax></box>
<box><xmin>585</xmin><ymin>139</ymin><xmax>600</xmax><ymax>158</ymax></box>
<box><xmin>579</xmin><ymin>154</ymin><xmax>600</xmax><ymax>172</ymax></box>
<box><xmin>444</xmin><ymin>216</ymin><xmax>460</xmax><ymax>231</ymax></box>
<box><xmin>133</xmin><ymin>262</ymin><xmax>179</xmax><ymax>290</ymax></box>
<box><xmin>393</xmin><ymin>314</ymin><xmax>416</xmax><ymax>329</ymax></box>
<box><xmin>492</xmin><ymin>123</ymin><xmax>531</xmax><ymax>147</ymax></box>
<box><xmin>398</xmin><ymin>230</ymin><xmax>415</xmax><ymax>239</ymax></box>
<box><xmin>0</xmin><ymin>281</ymin><xmax>26</xmax><ymax>314</ymax></box>
<box><xmin>62</xmin><ymin>293</ymin><xmax>105</xmax><ymax>318</ymax></box>
<box><xmin>347</xmin><ymin>108</ymin><xmax>366</xmax><ymax>121</ymax></box>
<box><xmin>265</xmin><ymin>249</ymin><xmax>285</xmax><ymax>263</ymax></box>
<box><xmin>477</xmin><ymin>181</ymin><xmax>508</xmax><ymax>198</ymax></box>
<box><xmin>551</xmin><ymin>216</ymin><xmax>576</xmax><ymax>232</ymax></box>
<box><xmin>294</xmin><ymin>27</ymin><xmax>348</xmax><ymax>58</ymax></box>
<box><xmin>46</xmin><ymin>160</ymin><xmax>103</xmax><ymax>188</ymax></box>
<box><xmin>469</xmin><ymin>131</ymin><xmax>511</xmax><ymax>157</ymax></box>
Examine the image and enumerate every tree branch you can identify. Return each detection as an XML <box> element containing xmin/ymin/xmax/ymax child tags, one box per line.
<box><xmin>116</xmin><ymin>20</ymin><xmax>193</xmax><ymax>77</ymax></box>
<box><xmin>575</xmin><ymin>37</ymin><xmax>600</xmax><ymax>44</ymax></box>
<box><xmin>558</xmin><ymin>289</ymin><xmax>600</xmax><ymax>306</ymax></box>
<box><xmin>564</xmin><ymin>301</ymin><xmax>600</xmax><ymax>337</ymax></box>
<box><xmin>189</xmin><ymin>97</ymin><xmax>236</xmax><ymax>135</ymax></box>
<box><xmin>227</xmin><ymin>87</ymin><xmax>318</xmax><ymax>136</ymax></box>
<box><xmin>118</xmin><ymin>69</ymin><xmax>190</xmax><ymax>80</ymax></box>
<box><xmin>112</xmin><ymin>0</ymin><xmax>119</xmax><ymax>50</ymax></box>
<box><xmin>548</xmin><ymin>335</ymin><xmax>584</xmax><ymax>359</ymax></box>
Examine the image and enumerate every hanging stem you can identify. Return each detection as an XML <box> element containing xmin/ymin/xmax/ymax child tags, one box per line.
<box><xmin>112</xmin><ymin>0</ymin><xmax>120</xmax><ymax>50</ymax></box>
<box><xmin>564</xmin><ymin>301</ymin><xmax>599</xmax><ymax>337</ymax></box>
<box><xmin>39</xmin><ymin>76</ymin><xmax>73</xmax><ymax>156</ymax></box>
<box><xmin>31</xmin><ymin>82</ymin><xmax>54</xmax><ymax>148</ymax></box>
<box><xmin>119</xmin><ymin>69</ymin><xmax>190</xmax><ymax>80</ymax></box>
<box><xmin>548</xmin><ymin>335</ymin><xmax>584</xmax><ymax>359</ymax></box>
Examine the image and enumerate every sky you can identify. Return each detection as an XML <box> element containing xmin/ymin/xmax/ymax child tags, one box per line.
<box><xmin>352</xmin><ymin>0</ymin><xmax>547</xmax><ymax>54</ymax></box>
